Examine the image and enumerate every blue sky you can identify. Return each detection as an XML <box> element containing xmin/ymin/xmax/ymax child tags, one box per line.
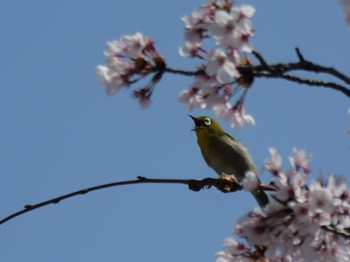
<box><xmin>1</xmin><ymin>0</ymin><xmax>350</xmax><ymax>261</ymax></box>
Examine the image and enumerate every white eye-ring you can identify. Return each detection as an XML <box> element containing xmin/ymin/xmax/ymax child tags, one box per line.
<box><xmin>204</xmin><ymin>118</ymin><xmax>211</xmax><ymax>126</ymax></box>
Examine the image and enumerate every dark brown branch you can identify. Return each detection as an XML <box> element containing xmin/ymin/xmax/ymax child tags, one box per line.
<box><xmin>293</xmin><ymin>48</ymin><xmax>350</xmax><ymax>85</ymax></box>
<box><xmin>164</xmin><ymin>67</ymin><xmax>203</xmax><ymax>76</ymax></box>
<box><xmin>252</xmin><ymin>50</ymin><xmax>270</xmax><ymax>69</ymax></box>
<box><xmin>254</xmin><ymin>71</ymin><xmax>350</xmax><ymax>97</ymax></box>
<box><xmin>252</xmin><ymin>49</ymin><xmax>350</xmax><ymax>97</ymax></box>
<box><xmin>321</xmin><ymin>225</ymin><xmax>350</xmax><ymax>239</ymax></box>
<box><xmin>165</xmin><ymin>50</ymin><xmax>350</xmax><ymax>97</ymax></box>
<box><xmin>0</xmin><ymin>177</ymin><xmax>186</xmax><ymax>225</ymax></box>
<box><xmin>1</xmin><ymin>176</ymin><xmax>275</xmax><ymax>226</ymax></box>
<box><xmin>295</xmin><ymin>47</ymin><xmax>305</xmax><ymax>62</ymax></box>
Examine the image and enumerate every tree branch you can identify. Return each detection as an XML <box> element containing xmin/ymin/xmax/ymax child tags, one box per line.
<box><xmin>254</xmin><ymin>71</ymin><xmax>350</xmax><ymax>97</ymax></box>
<box><xmin>252</xmin><ymin>49</ymin><xmax>350</xmax><ymax>97</ymax></box>
<box><xmin>164</xmin><ymin>66</ymin><xmax>203</xmax><ymax>76</ymax></box>
<box><xmin>2</xmin><ymin>176</ymin><xmax>275</xmax><ymax>226</ymax></box>
<box><xmin>321</xmin><ymin>225</ymin><xmax>350</xmax><ymax>239</ymax></box>
<box><xmin>164</xmin><ymin>49</ymin><xmax>350</xmax><ymax>98</ymax></box>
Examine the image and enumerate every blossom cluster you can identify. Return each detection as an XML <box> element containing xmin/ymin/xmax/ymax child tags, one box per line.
<box><xmin>96</xmin><ymin>1</ymin><xmax>257</xmax><ymax>129</ymax></box>
<box><xmin>217</xmin><ymin>148</ymin><xmax>350</xmax><ymax>261</ymax></box>
<box><xmin>178</xmin><ymin>0</ymin><xmax>256</xmax><ymax>129</ymax></box>
<box><xmin>96</xmin><ymin>32</ymin><xmax>165</xmax><ymax>108</ymax></box>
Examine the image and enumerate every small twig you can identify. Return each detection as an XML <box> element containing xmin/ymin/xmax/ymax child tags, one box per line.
<box><xmin>295</xmin><ymin>47</ymin><xmax>305</xmax><ymax>62</ymax></box>
<box><xmin>252</xmin><ymin>50</ymin><xmax>270</xmax><ymax>69</ymax></box>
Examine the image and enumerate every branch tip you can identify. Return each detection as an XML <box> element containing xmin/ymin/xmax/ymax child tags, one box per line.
<box><xmin>295</xmin><ymin>47</ymin><xmax>305</xmax><ymax>62</ymax></box>
<box><xmin>252</xmin><ymin>50</ymin><xmax>269</xmax><ymax>68</ymax></box>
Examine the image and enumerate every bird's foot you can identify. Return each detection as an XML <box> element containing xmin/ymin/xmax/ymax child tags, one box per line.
<box><xmin>216</xmin><ymin>173</ymin><xmax>242</xmax><ymax>193</ymax></box>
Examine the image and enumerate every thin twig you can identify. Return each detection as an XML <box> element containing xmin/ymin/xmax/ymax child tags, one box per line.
<box><xmin>254</xmin><ymin>71</ymin><xmax>350</xmax><ymax>97</ymax></box>
<box><xmin>252</xmin><ymin>50</ymin><xmax>270</xmax><ymax>69</ymax></box>
<box><xmin>0</xmin><ymin>175</ymin><xmax>276</xmax><ymax>225</ymax></box>
<box><xmin>0</xmin><ymin>177</ymin><xmax>187</xmax><ymax>225</ymax></box>
<box><xmin>0</xmin><ymin>176</ymin><xmax>258</xmax><ymax>225</ymax></box>
<box><xmin>295</xmin><ymin>47</ymin><xmax>305</xmax><ymax>62</ymax></box>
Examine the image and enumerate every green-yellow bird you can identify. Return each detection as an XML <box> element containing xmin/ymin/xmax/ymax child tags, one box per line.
<box><xmin>190</xmin><ymin>115</ymin><xmax>268</xmax><ymax>208</ymax></box>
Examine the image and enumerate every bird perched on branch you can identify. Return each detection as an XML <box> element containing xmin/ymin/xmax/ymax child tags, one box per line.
<box><xmin>190</xmin><ymin>115</ymin><xmax>268</xmax><ymax>208</ymax></box>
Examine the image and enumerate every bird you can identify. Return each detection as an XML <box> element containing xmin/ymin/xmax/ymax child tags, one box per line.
<box><xmin>189</xmin><ymin>115</ymin><xmax>268</xmax><ymax>207</ymax></box>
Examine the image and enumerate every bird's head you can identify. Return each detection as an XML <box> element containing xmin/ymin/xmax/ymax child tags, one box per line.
<box><xmin>189</xmin><ymin>115</ymin><xmax>226</xmax><ymax>138</ymax></box>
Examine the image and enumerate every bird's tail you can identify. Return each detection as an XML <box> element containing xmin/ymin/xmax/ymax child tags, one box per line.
<box><xmin>251</xmin><ymin>189</ymin><xmax>269</xmax><ymax>208</ymax></box>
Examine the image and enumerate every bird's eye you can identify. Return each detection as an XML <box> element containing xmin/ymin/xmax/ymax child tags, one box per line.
<box><xmin>204</xmin><ymin>118</ymin><xmax>211</xmax><ymax>126</ymax></box>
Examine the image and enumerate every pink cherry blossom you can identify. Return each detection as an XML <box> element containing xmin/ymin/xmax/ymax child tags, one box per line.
<box><xmin>242</xmin><ymin>171</ymin><xmax>259</xmax><ymax>191</ymax></box>
<box><xmin>96</xmin><ymin>57</ymin><xmax>133</xmax><ymax>95</ymax></box>
<box><xmin>264</xmin><ymin>147</ymin><xmax>282</xmax><ymax>175</ymax></box>
<box><xmin>205</xmin><ymin>48</ymin><xmax>238</xmax><ymax>83</ymax></box>
<box><xmin>209</xmin><ymin>5</ymin><xmax>255</xmax><ymax>52</ymax></box>
<box><xmin>212</xmin><ymin>102</ymin><xmax>255</xmax><ymax>129</ymax></box>
<box><xmin>178</xmin><ymin>87</ymin><xmax>204</xmax><ymax>110</ymax></box>
<box><xmin>178</xmin><ymin>42</ymin><xmax>203</xmax><ymax>58</ymax></box>
<box><xmin>218</xmin><ymin>148</ymin><xmax>350</xmax><ymax>261</ymax></box>
<box><xmin>177</xmin><ymin>1</ymin><xmax>257</xmax><ymax>129</ymax></box>
<box><xmin>289</xmin><ymin>148</ymin><xmax>312</xmax><ymax>173</ymax></box>
<box><xmin>104</xmin><ymin>32</ymin><xmax>147</xmax><ymax>58</ymax></box>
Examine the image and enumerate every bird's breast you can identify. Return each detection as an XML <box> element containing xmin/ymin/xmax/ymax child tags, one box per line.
<box><xmin>197</xmin><ymin>135</ymin><xmax>254</xmax><ymax>181</ymax></box>
<box><xmin>199</xmin><ymin>137</ymin><xmax>238</xmax><ymax>176</ymax></box>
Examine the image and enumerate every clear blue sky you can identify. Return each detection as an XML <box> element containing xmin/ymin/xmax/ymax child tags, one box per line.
<box><xmin>1</xmin><ymin>1</ymin><xmax>349</xmax><ymax>261</ymax></box>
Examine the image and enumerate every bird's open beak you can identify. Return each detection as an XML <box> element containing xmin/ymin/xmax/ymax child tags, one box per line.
<box><xmin>189</xmin><ymin>115</ymin><xmax>200</xmax><ymax>131</ymax></box>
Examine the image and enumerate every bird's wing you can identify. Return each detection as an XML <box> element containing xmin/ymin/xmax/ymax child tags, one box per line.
<box><xmin>217</xmin><ymin>134</ymin><xmax>257</xmax><ymax>176</ymax></box>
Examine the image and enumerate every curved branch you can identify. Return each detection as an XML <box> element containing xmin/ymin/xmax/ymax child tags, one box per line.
<box><xmin>0</xmin><ymin>177</ymin><xmax>187</xmax><ymax>225</ymax></box>
<box><xmin>2</xmin><ymin>176</ymin><xmax>273</xmax><ymax>226</ymax></box>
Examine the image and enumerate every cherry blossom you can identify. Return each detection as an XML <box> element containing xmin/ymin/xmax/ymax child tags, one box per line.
<box><xmin>241</xmin><ymin>171</ymin><xmax>259</xmax><ymax>191</ymax></box>
<box><xmin>205</xmin><ymin>49</ymin><xmax>239</xmax><ymax>83</ymax></box>
<box><xmin>178</xmin><ymin>87</ymin><xmax>204</xmax><ymax>111</ymax></box>
<box><xmin>212</xmin><ymin>102</ymin><xmax>255</xmax><ymax>129</ymax></box>
<box><xmin>216</xmin><ymin>238</ymin><xmax>252</xmax><ymax>262</ymax></box>
<box><xmin>104</xmin><ymin>32</ymin><xmax>147</xmax><ymax>58</ymax></box>
<box><xmin>96</xmin><ymin>57</ymin><xmax>133</xmax><ymax>95</ymax></box>
<box><xmin>264</xmin><ymin>147</ymin><xmax>282</xmax><ymax>175</ymax></box>
<box><xmin>289</xmin><ymin>147</ymin><xmax>312</xmax><ymax>173</ymax></box>
<box><xmin>97</xmin><ymin>1</ymin><xmax>257</xmax><ymax>127</ymax></box>
<box><xmin>178</xmin><ymin>42</ymin><xmax>203</xmax><ymax>58</ymax></box>
<box><xmin>217</xmin><ymin>148</ymin><xmax>350</xmax><ymax>262</ymax></box>
<box><xmin>177</xmin><ymin>1</ymin><xmax>257</xmax><ymax>129</ymax></box>
<box><xmin>133</xmin><ymin>88</ymin><xmax>152</xmax><ymax>109</ymax></box>
<box><xmin>96</xmin><ymin>32</ymin><xmax>166</xmax><ymax>107</ymax></box>
<box><xmin>209</xmin><ymin>5</ymin><xmax>255</xmax><ymax>52</ymax></box>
